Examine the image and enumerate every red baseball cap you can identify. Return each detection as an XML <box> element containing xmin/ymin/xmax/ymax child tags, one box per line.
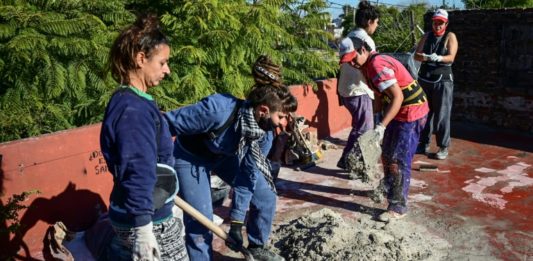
<box><xmin>432</xmin><ymin>9</ymin><xmax>448</xmax><ymax>22</ymax></box>
<box><xmin>339</xmin><ymin>37</ymin><xmax>357</xmax><ymax>63</ymax></box>
<box><xmin>340</xmin><ymin>51</ymin><xmax>357</xmax><ymax>63</ymax></box>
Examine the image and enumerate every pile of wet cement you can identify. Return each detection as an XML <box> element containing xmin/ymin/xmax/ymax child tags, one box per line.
<box><xmin>272</xmin><ymin>208</ymin><xmax>451</xmax><ymax>261</ymax></box>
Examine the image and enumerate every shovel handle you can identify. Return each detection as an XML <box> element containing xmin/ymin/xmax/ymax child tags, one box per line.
<box><xmin>174</xmin><ymin>196</ymin><xmax>228</xmax><ymax>240</ymax></box>
<box><xmin>174</xmin><ymin>196</ymin><xmax>256</xmax><ymax>261</ymax></box>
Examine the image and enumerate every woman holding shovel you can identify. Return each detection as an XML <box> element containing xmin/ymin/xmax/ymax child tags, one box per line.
<box><xmin>165</xmin><ymin>56</ymin><xmax>296</xmax><ymax>261</ymax></box>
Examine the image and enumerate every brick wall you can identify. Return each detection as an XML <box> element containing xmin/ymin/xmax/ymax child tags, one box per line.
<box><xmin>431</xmin><ymin>9</ymin><xmax>533</xmax><ymax>133</ymax></box>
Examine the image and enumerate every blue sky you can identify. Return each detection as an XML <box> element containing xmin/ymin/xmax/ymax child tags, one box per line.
<box><xmin>327</xmin><ymin>0</ymin><xmax>465</xmax><ymax>19</ymax></box>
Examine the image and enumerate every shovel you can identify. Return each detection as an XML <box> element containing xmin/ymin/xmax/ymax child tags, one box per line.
<box><xmin>354</xmin><ymin>129</ymin><xmax>382</xmax><ymax>184</ymax></box>
<box><xmin>174</xmin><ymin>196</ymin><xmax>255</xmax><ymax>261</ymax></box>
<box><xmin>357</xmin><ymin>129</ymin><xmax>382</xmax><ymax>169</ymax></box>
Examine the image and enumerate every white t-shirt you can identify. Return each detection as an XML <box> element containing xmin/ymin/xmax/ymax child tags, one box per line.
<box><xmin>338</xmin><ymin>28</ymin><xmax>375</xmax><ymax>98</ymax></box>
<box><xmin>338</xmin><ymin>63</ymin><xmax>374</xmax><ymax>99</ymax></box>
<box><xmin>347</xmin><ymin>28</ymin><xmax>376</xmax><ymax>51</ymax></box>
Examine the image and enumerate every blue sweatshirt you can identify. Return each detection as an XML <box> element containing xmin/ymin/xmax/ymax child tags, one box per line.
<box><xmin>164</xmin><ymin>93</ymin><xmax>273</xmax><ymax>221</ymax></box>
<box><xmin>100</xmin><ymin>87</ymin><xmax>174</xmax><ymax>227</ymax></box>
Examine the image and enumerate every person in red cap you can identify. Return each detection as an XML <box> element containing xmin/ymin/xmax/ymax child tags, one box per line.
<box><xmin>414</xmin><ymin>9</ymin><xmax>459</xmax><ymax>160</ymax></box>
<box><xmin>346</xmin><ymin>36</ymin><xmax>429</xmax><ymax>222</ymax></box>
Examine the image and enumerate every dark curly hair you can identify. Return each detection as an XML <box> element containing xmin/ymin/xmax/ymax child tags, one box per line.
<box><xmin>109</xmin><ymin>13</ymin><xmax>169</xmax><ymax>84</ymax></box>
<box><xmin>251</xmin><ymin>55</ymin><xmax>284</xmax><ymax>88</ymax></box>
<box><xmin>248</xmin><ymin>55</ymin><xmax>297</xmax><ymax>113</ymax></box>
<box><xmin>356</xmin><ymin>1</ymin><xmax>380</xmax><ymax>29</ymax></box>
<box><xmin>247</xmin><ymin>84</ymin><xmax>297</xmax><ymax>114</ymax></box>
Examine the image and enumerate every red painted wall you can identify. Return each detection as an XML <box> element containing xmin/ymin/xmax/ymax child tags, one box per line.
<box><xmin>0</xmin><ymin>124</ymin><xmax>113</xmax><ymax>260</ymax></box>
<box><xmin>0</xmin><ymin>78</ymin><xmax>350</xmax><ymax>259</ymax></box>
<box><xmin>290</xmin><ymin>79</ymin><xmax>351</xmax><ymax>138</ymax></box>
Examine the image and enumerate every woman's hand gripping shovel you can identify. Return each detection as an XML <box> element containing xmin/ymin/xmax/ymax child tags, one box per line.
<box><xmin>174</xmin><ymin>196</ymin><xmax>255</xmax><ymax>261</ymax></box>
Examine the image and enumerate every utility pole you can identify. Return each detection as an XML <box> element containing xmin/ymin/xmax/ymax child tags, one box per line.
<box><xmin>352</xmin><ymin>7</ymin><xmax>355</xmax><ymax>28</ymax></box>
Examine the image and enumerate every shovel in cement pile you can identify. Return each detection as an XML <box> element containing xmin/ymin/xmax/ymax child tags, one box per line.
<box><xmin>357</xmin><ymin>129</ymin><xmax>382</xmax><ymax>166</ymax></box>
<box><xmin>174</xmin><ymin>196</ymin><xmax>255</xmax><ymax>261</ymax></box>
<box><xmin>353</xmin><ymin>129</ymin><xmax>382</xmax><ymax>183</ymax></box>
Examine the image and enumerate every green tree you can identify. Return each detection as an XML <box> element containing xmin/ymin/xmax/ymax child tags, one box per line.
<box><xmin>0</xmin><ymin>0</ymin><xmax>338</xmax><ymax>142</ymax></box>
<box><xmin>340</xmin><ymin>4</ymin><xmax>357</xmax><ymax>36</ymax></box>
<box><xmin>373</xmin><ymin>4</ymin><xmax>428</xmax><ymax>52</ymax></box>
<box><xmin>0</xmin><ymin>0</ymin><xmax>134</xmax><ymax>142</ymax></box>
<box><xmin>135</xmin><ymin>0</ymin><xmax>337</xmax><ymax>108</ymax></box>
<box><xmin>338</xmin><ymin>3</ymin><xmax>428</xmax><ymax>53</ymax></box>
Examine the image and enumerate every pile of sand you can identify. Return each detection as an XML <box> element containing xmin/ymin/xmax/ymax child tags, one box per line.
<box><xmin>272</xmin><ymin>208</ymin><xmax>451</xmax><ymax>261</ymax></box>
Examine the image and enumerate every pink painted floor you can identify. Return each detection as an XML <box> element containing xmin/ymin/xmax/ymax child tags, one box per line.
<box><xmin>213</xmin><ymin>122</ymin><xmax>533</xmax><ymax>260</ymax></box>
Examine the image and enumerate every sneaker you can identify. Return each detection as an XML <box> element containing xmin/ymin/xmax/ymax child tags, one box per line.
<box><xmin>378</xmin><ymin>210</ymin><xmax>406</xmax><ymax>222</ymax></box>
<box><xmin>435</xmin><ymin>147</ymin><xmax>448</xmax><ymax>160</ymax></box>
<box><xmin>415</xmin><ymin>143</ymin><xmax>430</xmax><ymax>155</ymax></box>
<box><xmin>336</xmin><ymin>157</ymin><xmax>347</xmax><ymax>170</ymax></box>
<box><xmin>248</xmin><ymin>245</ymin><xmax>285</xmax><ymax>261</ymax></box>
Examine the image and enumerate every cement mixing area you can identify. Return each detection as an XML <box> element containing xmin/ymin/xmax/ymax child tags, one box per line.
<box><xmin>2</xmin><ymin>119</ymin><xmax>532</xmax><ymax>261</ymax></box>
<box><xmin>209</xmin><ymin>124</ymin><xmax>532</xmax><ymax>261</ymax></box>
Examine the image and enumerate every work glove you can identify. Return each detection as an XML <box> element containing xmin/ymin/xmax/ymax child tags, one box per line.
<box><xmin>374</xmin><ymin>123</ymin><xmax>386</xmax><ymax>143</ymax></box>
<box><xmin>226</xmin><ymin>220</ymin><xmax>244</xmax><ymax>252</ymax></box>
<box><xmin>132</xmin><ymin>222</ymin><xmax>161</xmax><ymax>261</ymax></box>
<box><xmin>425</xmin><ymin>53</ymin><xmax>443</xmax><ymax>62</ymax></box>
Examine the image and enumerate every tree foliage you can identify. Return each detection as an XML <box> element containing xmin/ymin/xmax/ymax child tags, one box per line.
<box><xmin>0</xmin><ymin>0</ymin><xmax>134</xmax><ymax>142</ymax></box>
<box><xmin>146</xmin><ymin>0</ymin><xmax>337</xmax><ymax>107</ymax></box>
<box><xmin>340</xmin><ymin>3</ymin><xmax>428</xmax><ymax>53</ymax></box>
<box><xmin>373</xmin><ymin>4</ymin><xmax>428</xmax><ymax>52</ymax></box>
<box><xmin>0</xmin><ymin>0</ymin><xmax>337</xmax><ymax>142</ymax></box>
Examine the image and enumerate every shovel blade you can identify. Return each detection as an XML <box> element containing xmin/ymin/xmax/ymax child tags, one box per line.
<box><xmin>357</xmin><ymin>130</ymin><xmax>382</xmax><ymax>170</ymax></box>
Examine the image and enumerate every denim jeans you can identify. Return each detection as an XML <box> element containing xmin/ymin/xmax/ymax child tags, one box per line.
<box><xmin>173</xmin><ymin>139</ymin><xmax>276</xmax><ymax>260</ymax></box>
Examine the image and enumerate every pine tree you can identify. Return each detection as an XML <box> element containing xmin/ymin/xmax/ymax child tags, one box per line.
<box><xmin>0</xmin><ymin>0</ymin><xmax>134</xmax><ymax>142</ymax></box>
<box><xmin>134</xmin><ymin>0</ymin><xmax>337</xmax><ymax>109</ymax></box>
<box><xmin>0</xmin><ymin>0</ymin><xmax>338</xmax><ymax>142</ymax></box>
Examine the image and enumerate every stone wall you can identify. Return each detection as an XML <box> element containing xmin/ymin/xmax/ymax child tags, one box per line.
<box><xmin>427</xmin><ymin>9</ymin><xmax>533</xmax><ymax>133</ymax></box>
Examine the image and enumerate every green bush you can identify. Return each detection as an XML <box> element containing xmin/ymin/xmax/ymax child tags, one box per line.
<box><xmin>0</xmin><ymin>0</ymin><xmax>338</xmax><ymax>142</ymax></box>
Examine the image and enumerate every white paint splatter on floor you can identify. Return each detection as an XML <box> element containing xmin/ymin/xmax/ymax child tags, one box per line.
<box><xmin>410</xmin><ymin>178</ymin><xmax>428</xmax><ymax>189</ymax></box>
<box><xmin>409</xmin><ymin>193</ymin><xmax>432</xmax><ymax>202</ymax></box>
<box><xmin>474</xmin><ymin>167</ymin><xmax>495</xmax><ymax>173</ymax></box>
<box><xmin>462</xmin><ymin>162</ymin><xmax>532</xmax><ymax>209</ymax></box>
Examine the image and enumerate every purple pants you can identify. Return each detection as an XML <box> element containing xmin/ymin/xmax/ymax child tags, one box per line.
<box><xmin>382</xmin><ymin>116</ymin><xmax>427</xmax><ymax>214</ymax></box>
<box><xmin>341</xmin><ymin>95</ymin><xmax>374</xmax><ymax>159</ymax></box>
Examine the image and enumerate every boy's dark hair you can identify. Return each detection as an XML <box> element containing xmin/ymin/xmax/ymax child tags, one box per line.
<box><xmin>356</xmin><ymin>1</ymin><xmax>380</xmax><ymax>29</ymax></box>
<box><xmin>349</xmin><ymin>37</ymin><xmax>372</xmax><ymax>54</ymax></box>
<box><xmin>247</xmin><ymin>85</ymin><xmax>297</xmax><ymax>114</ymax></box>
<box><xmin>109</xmin><ymin>14</ymin><xmax>169</xmax><ymax>84</ymax></box>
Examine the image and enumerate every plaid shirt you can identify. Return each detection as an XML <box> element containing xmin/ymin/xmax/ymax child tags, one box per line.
<box><xmin>237</xmin><ymin>105</ymin><xmax>276</xmax><ymax>193</ymax></box>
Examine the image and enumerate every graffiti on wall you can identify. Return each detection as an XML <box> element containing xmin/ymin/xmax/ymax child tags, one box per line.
<box><xmin>87</xmin><ymin>150</ymin><xmax>109</xmax><ymax>176</ymax></box>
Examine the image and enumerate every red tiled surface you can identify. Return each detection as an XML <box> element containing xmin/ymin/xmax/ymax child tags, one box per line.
<box><xmin>214</xmin><ymin>123</ymin><xmax>533</xmax><ymax>260</ymax></box>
